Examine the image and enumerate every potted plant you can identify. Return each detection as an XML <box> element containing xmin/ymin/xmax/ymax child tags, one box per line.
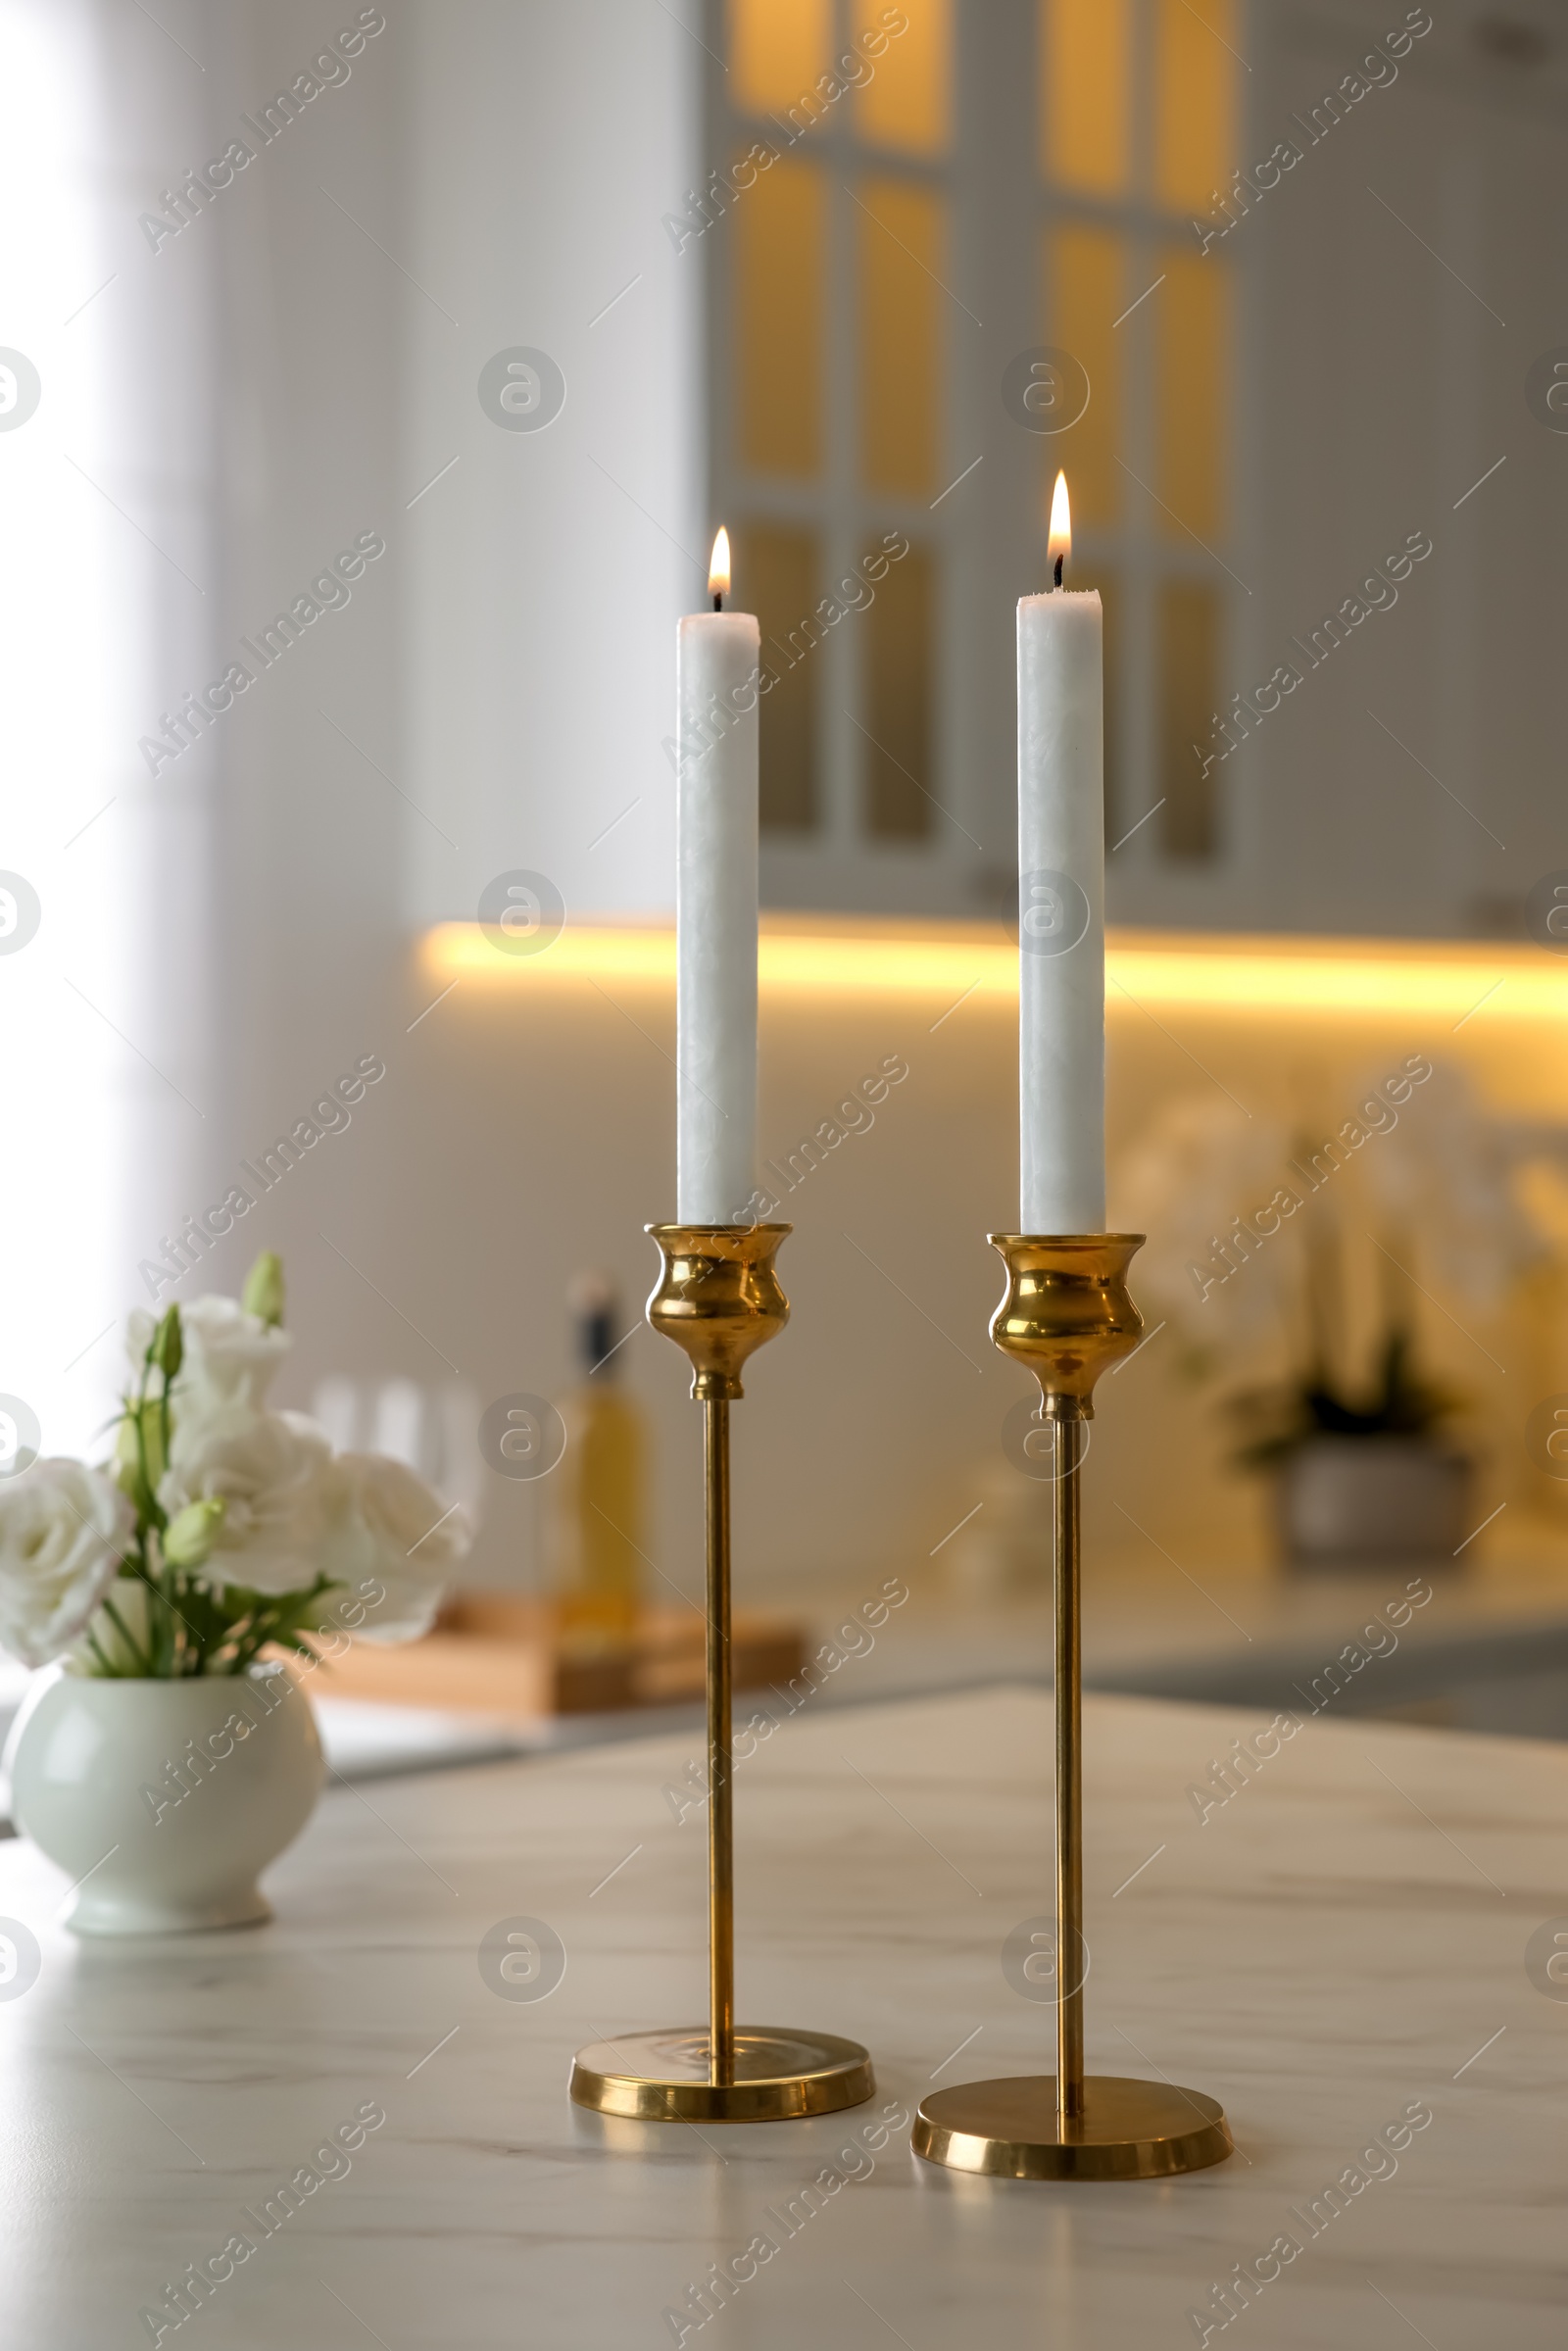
<box><xmin>0</xmin><ymin>1253</ymin><xmax>470</xmax><ymax>1934</ymax></box>
<box><xmin>1111</xmin><ymin>1065</ymin><xmax>1548</xmax><ymax>1575</ymax></box>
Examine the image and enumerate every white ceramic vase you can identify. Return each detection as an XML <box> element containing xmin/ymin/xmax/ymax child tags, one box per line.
<box><xmin>4</xmin><ymin>1661</ymin><xmax>324</xmax><ymax>1935</ymax></box>
<box><xmin>1275</xmin><ymin>1435</ymin><xmax>1472</xmax><ymax>1571</ymax></box>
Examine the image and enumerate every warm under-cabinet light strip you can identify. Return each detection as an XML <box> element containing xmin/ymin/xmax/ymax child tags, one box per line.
<box><xmin>420</xmin><ymin>921</ymin><xmax>1568</xmax><ymax>1022</ymax></box>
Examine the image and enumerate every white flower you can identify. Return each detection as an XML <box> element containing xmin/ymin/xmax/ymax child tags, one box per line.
<box><xmin>313</xmin><ymin>1453</ymin><xmax>471</xmax><ymax>1642</ymax></box>
<box><xmin>127</xmin><ymin>1294</ymin><xmax>292</xmax><ymax>1418</ymax></box>
<box><xmin>1110</xmin><ymin>1095</ymin><xmax>1296</xmax><ymax>1359</ymax></box>
<box><xmin>159</xmin><ymin>1404</ymin><xmax>334</xmax><ymax>1596</ymax></box>
<box><xmin>0</xmin><ymin>1460</ymin><xmax>134</xmax><ymax>1668</ymax></box>
<box><xmin>1362</xmin><ymin>1061</ymin><xmax>1547</xmax><ymax>1309</ymax></box>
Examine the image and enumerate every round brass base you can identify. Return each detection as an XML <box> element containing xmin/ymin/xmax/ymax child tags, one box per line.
<box><xmin>569</xmin><ymin>2027</ymin><xmax>876</xmax><ymax>2123</ymax></box>
<box><xmin>911</xmin><ymin>2074</ymin><xmax>1232</xmax><ymax>2181</ymax></box>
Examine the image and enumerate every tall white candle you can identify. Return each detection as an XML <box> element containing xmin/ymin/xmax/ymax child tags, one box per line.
<box><xmin>1017</xmin><ymin>475</ymin><xmax>1105</xmax><ymax>1234</ymax></box>
<box><xmin>675</xmin><ymin>530</ymin><xmax>760</xmax><ymax>1224</ymax></box>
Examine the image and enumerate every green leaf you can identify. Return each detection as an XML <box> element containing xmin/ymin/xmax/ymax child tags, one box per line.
<box><xmin>1228</xmin><ymin>1325</ymin><xmax>1462</xmax><ymax>1468</ymax></box>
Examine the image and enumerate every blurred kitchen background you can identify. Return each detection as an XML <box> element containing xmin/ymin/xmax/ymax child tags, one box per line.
<box><xmin>7</xmin><ymin>0</ymin><xmax>1568</xmax><ymax>1756</ymax></box>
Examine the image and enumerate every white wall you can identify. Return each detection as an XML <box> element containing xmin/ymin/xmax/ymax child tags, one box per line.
<box><xmin>401</xmin><ymin>0</ymin><xmax>702</xmax><ymax>926</ymax></box>
<box><xmin>136</xmin><ymin>0</ymin><xmax>710</xmax><ymax>1563</ymax></box>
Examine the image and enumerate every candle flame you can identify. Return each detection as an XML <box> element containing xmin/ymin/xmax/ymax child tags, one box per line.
<box><xmin>1048</xmin><ymin>472</ymin><xmax>1071</xmax><ymax>573</ymax></box>
<box><xmin>708</xmin><ymin>526</ymin><xmax>731</xmax><ymax>599</ymax></box>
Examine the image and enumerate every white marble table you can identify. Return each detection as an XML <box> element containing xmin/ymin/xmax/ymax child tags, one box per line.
<box><xmin>0</xmin><ymin>1684</ymin><xmax>1561</xmax><ymax>2348</ymax></box>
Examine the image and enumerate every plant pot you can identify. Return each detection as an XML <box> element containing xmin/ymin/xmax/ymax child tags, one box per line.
<box><xmin>3</xmin><ymin>1661</ymin><xmax>324</xmax><ymax>1935</ymax></box>
<box><xmin>1273</xmin><ymin>1435</ymin><xmax>1473</xmax><ymax>1571</ymax></box>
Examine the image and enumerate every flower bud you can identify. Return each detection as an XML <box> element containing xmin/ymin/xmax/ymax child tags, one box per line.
<box><xmin>163</xmin><ymin>1496</ymin><xmax>226</xmax><ymax>1570</ymax></box>
<box><xmin>115</xmin><ymin>1399</ymin><xmax>166</xmax><ymax>1500</ymax></box>
<box><xmin>149</xmin><ymin>1305</ymin><xmax>183</xmax><ymax>1380</ymax></box>
<box><xmin>242</xmin><ymin>1251</ymin><xmax>286</xmax><ymax>1328</ymax></box>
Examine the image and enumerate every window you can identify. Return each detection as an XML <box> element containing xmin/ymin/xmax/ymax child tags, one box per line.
<box><xmin>2</xmin><ymin>0</ymin><xmax>212</xmax><ymax>1454</ymax></box>
<box><xmin>735</xmin><ymin>519</ymin><xmax>821</xmax><ymax>828</ymax></box>
<box><xmin>711</xmin><ymin>0</ymin><xmax>1240</xmax><ymax>905</ymax></box>
<box><xmin>1041</xmin><ymin>0</ymin><xmax>1238</xmax><ymax>861</ymax></box>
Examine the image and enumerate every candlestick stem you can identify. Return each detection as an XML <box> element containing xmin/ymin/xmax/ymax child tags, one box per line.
<box><xmin>704</xmin><ymin>1396</ymin><xmax>735</xmax><ymax>2085</ymax></box>
<box><xmin>1053</xmin><ymin>1409</ymin><xmax>1085</xmax><ymax>2131</ymax></box>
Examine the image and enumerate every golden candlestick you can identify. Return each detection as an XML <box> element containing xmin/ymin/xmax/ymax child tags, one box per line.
<box><xmin>569</xmin><ymin>1223</ymin><xmax>875</xmax><ymax>2124</ymax></box>
<box><xmin>911</xmin><ymin>1234</ymin><xmax>1233</xmax><ymax>2181</ymax></box>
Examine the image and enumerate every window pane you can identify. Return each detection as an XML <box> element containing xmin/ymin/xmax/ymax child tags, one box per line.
<box><xmin>1154</xmin><ymin>248</ymin><xmax>1229</xmax><ymax>539</ymax></box>
<box><xmin>858</xmin><ymin>177</ymin><xmax>943</xmax><ymax>496</ymax></box>
<box><xmin>855</xmin><ymin>0</ymin><xmax>950</xmax><ymax>155</ymax></box>
<box><xmin>735</xmin><ymin>522</ymin><xmax>820</xmax><ymax>831</ymax></box>
<box><xmin>862</xmin><ymin>540</ymin><xmax>935</xmax><ymax>840</ymax></box>
<box><xmin>1158</xmin><ymin>579</ymin><xmax>1220</xmax><ymax>858</ymax></box>
<box><xmin>729</xmin><ymin>0</ymin><xmax>830</xmax><ymax>117</ymax></box>
<box><xmin>736</xmin><ymin>159</ymin><xmax>824</xmax><ymax>478</ymax></box>
<box><xmin>1045</xmin><ymin>222</ymin><xmax>1122</xmax><ymax>527</ymax></box>
<box><xmin>1041</xmin><ymin>0</ymin><xmax>1129</xmax><ymax>194</ymax></box>
<box><xmin>1154</xmin><ymin>0</ymin><xmax>1236</xmax><ymax>211</ymax></box>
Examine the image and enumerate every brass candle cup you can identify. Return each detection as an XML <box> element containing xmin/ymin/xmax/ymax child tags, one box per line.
<box><xmin>642</xmin><ymin>1221</ymin><xmax>790</xmax><ymax>1400</ymax></box>
<box><xmin>988</xmin><ymin>1231</ymin><xmax>1146</xmax><ymax>1413</ymax></box>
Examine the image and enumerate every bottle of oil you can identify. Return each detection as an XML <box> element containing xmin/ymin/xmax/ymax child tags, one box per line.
<box><xmin>550</xmin><ymin>1274</ymin><xmax>646</xmax><ymax>1659</ymax></box>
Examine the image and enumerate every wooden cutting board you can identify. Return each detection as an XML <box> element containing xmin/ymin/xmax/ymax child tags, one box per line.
<box><xmin>309</xmin><ymin>1594</ymin><xmax>808</xmax><ymax>1719</ymax></box>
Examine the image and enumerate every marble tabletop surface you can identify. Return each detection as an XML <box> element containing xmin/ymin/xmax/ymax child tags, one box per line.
<box><xmin>0</xmin><ymin>1680</ymin><xmax>1562</xmax><ymax>2349</ymax></box>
